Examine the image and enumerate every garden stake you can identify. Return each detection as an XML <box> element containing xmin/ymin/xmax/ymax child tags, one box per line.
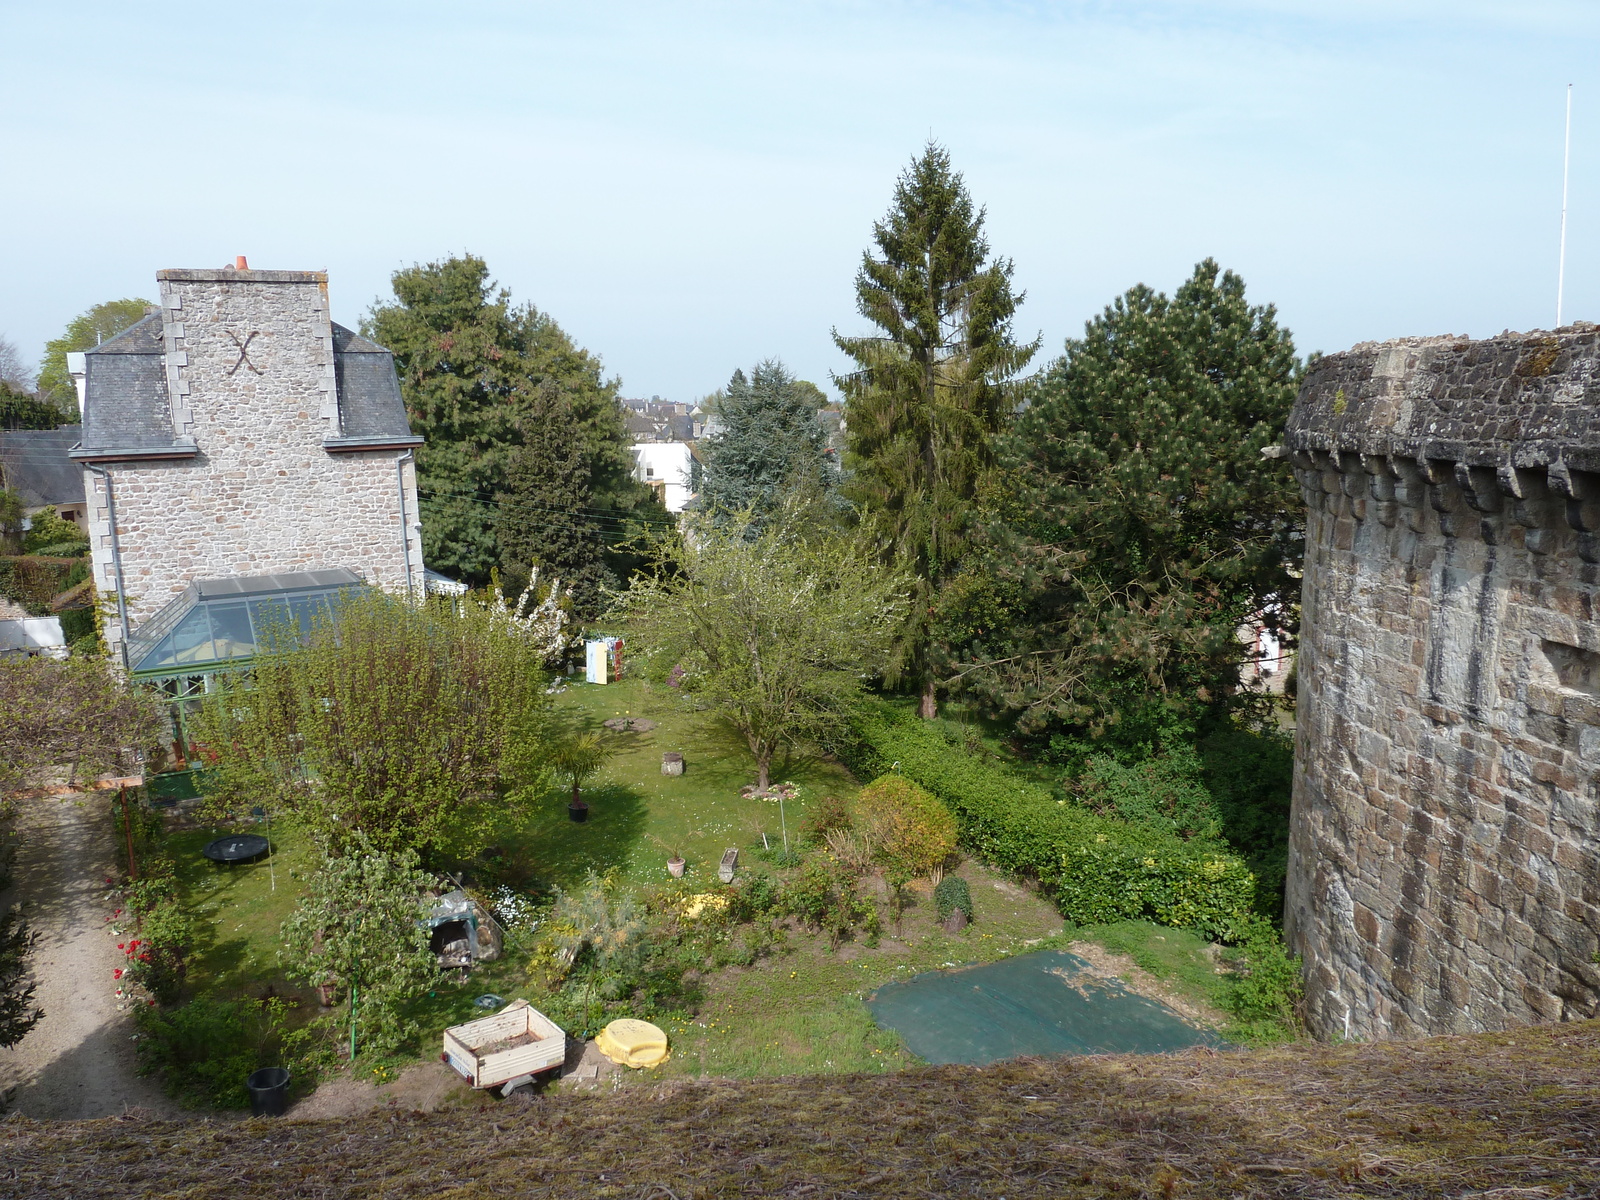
<box><xmin>120</xmin><ymin>785</ymin><xmax>137</xmax><ymax>881</ymax></box>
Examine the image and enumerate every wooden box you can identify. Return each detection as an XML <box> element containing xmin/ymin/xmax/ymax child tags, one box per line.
<box><xmin>442</xmin><ymin>1000</ymin><xmax>566</xmax><ymax>1088</ymax></box>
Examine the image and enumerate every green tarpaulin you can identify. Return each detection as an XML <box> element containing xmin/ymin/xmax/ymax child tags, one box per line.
<box><xmin>868</xmin><ymin>949</ymin><xmax>1226</xmax><ymax>1065</ymax></box>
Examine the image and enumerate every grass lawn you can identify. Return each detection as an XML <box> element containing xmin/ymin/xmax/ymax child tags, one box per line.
<box><xmin>495</xmin><ymin>677</ymin><xmax>865</xmax><ymax>892</ymax></box>
<box><xmin>152</xmin><ymin>674</ymin><xmax>1261</xmax><ymax>1092</ymax></box>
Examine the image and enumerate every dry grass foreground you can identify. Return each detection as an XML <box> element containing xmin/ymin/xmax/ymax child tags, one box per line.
<box><xmin>6</xmin><ymin>1022</ymin><xmax>1600</xmax><ymax>1198</ymax></box>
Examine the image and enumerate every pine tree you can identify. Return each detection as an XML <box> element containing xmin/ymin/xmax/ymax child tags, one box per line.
<box><xmin>832</xmin><ymin>143</ymin><xmax>1037</xmax><ymax>717</ymax></box>
<box><xmin>699</xmin><ymin>359</ymin><xmax>831</xmax><ymax>527</ymax></box>
<box><xmin>948</xmin><ymin>259</ymin><xmax>1302</xmax><ymax>747</ymax></box>
<box><xmin>364</xmin><ymin>255</ymin><xmax>641</xmax><ymax>584</ymax></box>
<box><xmin>497</xmin><ymin>393</ymin><xmax>616</xmax><ymax>619</ymax></box>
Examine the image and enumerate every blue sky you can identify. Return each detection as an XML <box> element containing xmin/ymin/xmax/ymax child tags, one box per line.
<box><xmin>1</xmin><ymin>1</ymin><xmax>1595</xmax><ymax>401</ymax></box>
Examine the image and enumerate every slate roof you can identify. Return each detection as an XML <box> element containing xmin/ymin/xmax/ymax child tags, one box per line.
<box><xmin>326</xmin><ymin>323</ymin><xmax>421</xmax><ymax>450</ymax></box>
<box><xmin>75</xmin><ymin>314</ymin><xmax>184</xmax><ymax>461</ymax></box>
<box><xmin>73</xmin><ymin>312</ymin><xmax>420</xmax><ymax>461</ymax></box>
<box><xmin>0</xmin><ymin>425</ymin><xmax>85</xmax><ymax>508</ymax></box>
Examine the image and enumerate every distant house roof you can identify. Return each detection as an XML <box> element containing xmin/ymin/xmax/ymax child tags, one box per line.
<box><xmin>73</xmin><ymin>316</ymin><xmax>419</xmax><ymax>462</ymax></box>
<box><xmin>0</xmin><ymin>425</ymin><xmax>84</xmax><ymax>509</ymax></box>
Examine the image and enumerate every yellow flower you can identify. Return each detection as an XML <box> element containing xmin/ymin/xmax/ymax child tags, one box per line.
<box><xmin>1142</xmin><ymin>857</ymin><xmax>1157</xmax><ymax>869</ymax></box>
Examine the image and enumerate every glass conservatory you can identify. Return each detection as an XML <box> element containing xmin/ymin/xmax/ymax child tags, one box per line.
<box><xmin>127</xmin><ymin>568</ymin><xmax>368</xmax><ymax>777</ymax></box>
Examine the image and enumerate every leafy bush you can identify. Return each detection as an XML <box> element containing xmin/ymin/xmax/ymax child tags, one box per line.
<box><xmin>799</xmin><ymin>794</ymin><xmax>853</xmax><ymax>844</ymax></box>
<box><xmin>838</xmin><ymin>701</ymin><xmax>1258</xmax><ymax>941</ymax></box>
<box><xmin>934</xmin><ymin>876</ymin><xmax>973</xmax><ymax>924</ymax></box>
<box><xmin>133</xmin><ymin>996</ymin><xmax>292</xmax><ymax>1109</ymax></box>
<box><xmin>1078</xmin><ymin>748</ymin><xmax>1221</xmax><ymax>840</ymax></box>
<box><xmin>535</xmin><ymin>871</ymin><xmax>651</xmax><ymax>998</ymax></box>
<box><xmin>1221</xmin><ymin>916</ymin><xmax>1303</xmax><ymax>1038</ymax></box>
<box><xmin>1200</xmin><ymin>725</ymin><xmax>1293</xmax><ymax>918</ymax></box>
<box><xmin>22</xmin><ymin>507</ymin><xmax>87</xmax><ymax>556</ymax></box>
<box><xmin>121</xmin><ymin>902</ymin><xmax>200</xmax><ymax>1005</ymax></box>
<box><xmin>856</xmin><ymin>774</ymin><xmax>958</xmax><ymax>882</ymax></box>
<box><xmin>782</xmin><ymin>853</ymin><xmax>877</xmax><ymax>947</ymax></box>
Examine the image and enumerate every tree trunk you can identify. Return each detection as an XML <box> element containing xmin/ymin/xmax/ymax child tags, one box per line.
<box><xmin>919</xmin><ymin>680</ymin><xmax>938</xmax><ymax>720</ymax></box>
<box><xmin>571</xmin><ymin>777</ymin><xmax>582</xmax><ymax>806</ymax></box>
<box><xmin>756</xmin><ymin>750</ymin><xmax>771</xmax><ymax>792</ymax></box>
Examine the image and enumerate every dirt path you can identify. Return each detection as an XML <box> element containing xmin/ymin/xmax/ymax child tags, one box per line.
<box><xmin>0</xmin><ymin>791</ymin><xmax>176</xmax><ymax>1118</ymax></box>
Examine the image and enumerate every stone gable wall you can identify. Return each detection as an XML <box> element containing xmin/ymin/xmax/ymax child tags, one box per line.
<box><xmin>1284</xmin><ymin>327</ymin><xmax>1600</xmax><ymax>1041</ymax></box>
<box><xmin>85</xmin><ymin>270</ymin><xmax>423</xmax><ymax>659</ymax></box>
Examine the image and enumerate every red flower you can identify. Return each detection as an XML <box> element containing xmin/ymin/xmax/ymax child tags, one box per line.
<box><xmin>117</xmin><ymin>943</ymin><xmax>125</xmax><ymax>949</ymax></box>
<box><xmin>113</xmin><ymin>969</ymin><xmax>123</xmax><ymax>979</ymax></box>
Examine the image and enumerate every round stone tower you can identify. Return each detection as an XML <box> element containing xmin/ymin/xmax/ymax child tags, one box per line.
<box><xmin>1285</xmin><ymin>327</ymin><xmax>1600</xmax><ymax>1040</ymax></box>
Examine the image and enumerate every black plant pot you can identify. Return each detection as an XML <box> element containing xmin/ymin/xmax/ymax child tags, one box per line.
<box><xmin>568</xmin><ymin>803</ymin><xmax>589</xmax><ymax>823</ymax></box>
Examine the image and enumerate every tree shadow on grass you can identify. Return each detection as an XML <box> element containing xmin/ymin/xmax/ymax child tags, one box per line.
<box><xmin>501</xmin><ymin>783</ymin><xmax>648</xmax><ymax>895</ymax></box>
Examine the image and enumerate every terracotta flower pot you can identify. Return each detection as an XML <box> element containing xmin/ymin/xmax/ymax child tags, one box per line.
<box><xmin>667</xmin><ymin>856</ymin><xmax>686</xmax><ymax>878</ymax></box>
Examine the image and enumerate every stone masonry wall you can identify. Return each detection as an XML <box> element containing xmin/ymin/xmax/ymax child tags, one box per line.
<box><xmin>85</xmin><ymin>269</ymin><xmax>423</xmax><ymax>659</ymax></box>
<box><xmin>1284</xmin><ymin>327</ymin><xmax>1600</xmax><ymax>1041</ymax></box>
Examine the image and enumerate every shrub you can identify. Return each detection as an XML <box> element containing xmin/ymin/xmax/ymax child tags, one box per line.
<box><xmin>122</xmin><ymin>902</ymin><xmax>200</xmax><ymax>1005</ymax></box>
<box><xmin>133</xmin><ymin>996</ymin><xmax>292</xmax><ymax>1109</ymax></box>
<box><xmin>1221</xmin><ymin>916</ymin><xmax>1304</xmax><ymax>1038</ymax></box>
<box><xmin>799</xmin><ymin>794</ymin><xmax>853</xmax><ymax>844</ymax></box>
<box><xmin>856</xmin><ymin>774</ymin><xmax>958</xmax><ymax>882</ymax></box>
<box><xmin>934</xmin><ymin>876</ymin><xmax>973</xmax><ymax>924</ymax></box>
<box><xmin>1078</xmin><ymin>749</ymin><xmax>1221</xmax><ymax>841</ymax></box>
<box><xmin>838</xmin><ymin>701</ymin><xmax>1258</xmax><ymax>941</ymax></box>
<box><xmin>782</xmin><ymin>853</ymin><xmax>876</xmax><ymax>947</ymax></box>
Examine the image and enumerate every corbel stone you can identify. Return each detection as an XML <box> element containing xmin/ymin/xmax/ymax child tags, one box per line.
<box><xmin>1390</xmin><ymin>457</ymin><xmax>1429</xmax><ymax>533</ymax></box>
<box><xmin>1362</xmin><ymin>455</ymin><xmax>1400</xmax><ymax>528</ymax></box>
<box><xmin>1550</xmin><ymin>462</ymin><xmax>1600</xmax><ymax>534</ymax></box>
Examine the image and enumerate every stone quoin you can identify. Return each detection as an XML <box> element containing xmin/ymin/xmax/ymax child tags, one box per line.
<box><xmin>1284</xmin><ymin>326</ymin><xmax>1600</xmax><ymax>1040</ymax></box>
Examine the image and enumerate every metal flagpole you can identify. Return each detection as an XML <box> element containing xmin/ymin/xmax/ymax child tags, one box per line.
<box><xmin>1558</xmin><ymin>84</ymin><xmax>1573</xmax><ymax>328</ymax></box>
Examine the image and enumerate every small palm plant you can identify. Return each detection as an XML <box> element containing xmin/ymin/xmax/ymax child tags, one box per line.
<box><xmin>550</xmin><ymin>730</ymin><xmax>616</xmax><ymax>812</ymax></box>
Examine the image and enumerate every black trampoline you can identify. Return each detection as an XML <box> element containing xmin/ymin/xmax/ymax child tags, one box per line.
<box><xmin>202</xmin><ymin>834</ymin><xmax>271</xmax><ymax>864</ymax></box>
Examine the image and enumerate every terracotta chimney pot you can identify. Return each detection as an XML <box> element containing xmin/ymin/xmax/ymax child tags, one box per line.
<box><xmin>235</xmin><ymin>255</ymin><xmax>249</xmax><ymax>270</ymax></box>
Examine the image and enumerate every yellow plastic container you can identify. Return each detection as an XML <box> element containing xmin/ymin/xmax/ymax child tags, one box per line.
<box><xmin>595</xmin><ymin>1018</ymin><xmax>670</xmax><ymax>1068</ymax></box>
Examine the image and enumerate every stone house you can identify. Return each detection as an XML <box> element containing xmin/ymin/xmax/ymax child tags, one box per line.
<box><xmin>71</xmin><ymin>261</ymin><xmax>425</xmax><ymax>684</ymax></box>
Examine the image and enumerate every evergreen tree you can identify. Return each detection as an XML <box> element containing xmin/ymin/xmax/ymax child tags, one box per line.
<box><xmin>948</xmin><ymin>259</ymin><xmax>1302</xmax><ymax>748</ymax></box>
<box><xmin>832</xmin><ymin>143</ymin><xmax>1037</xmax><ymax>718</ymax></box>
<box><xmin>37</xmin><ymin>299</ymin><xmax>153</xmax><ymax>416</ymax></box>
<box><xmin>363</xmin><ymin>255</ymin><xmax>641</xmax><ymax>584</ymax></box>
<box><xmin>497</xmin><ymin>392</ymin><xmax>616</xmax><ymax>618</ymax></box>
<box><xmin>699</xmin><ymin>359</ymin><xmax>831</xmax><ymax>527</ymax></box>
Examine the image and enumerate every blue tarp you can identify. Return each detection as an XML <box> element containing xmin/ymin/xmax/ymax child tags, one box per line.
<box><xmin>867</xmin><ymin>949</ymin><xmax>1226</xmax><ymax>1065</ymax></box>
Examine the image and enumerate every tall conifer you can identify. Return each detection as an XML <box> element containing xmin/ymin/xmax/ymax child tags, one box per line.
<box><xmin>833</xmin><ymin>143</ymin><xmax>1036</xmax><ymax>717</ymax></box>
<box><xmin>699</xmin><ymin>359</ymin><xmax>831</xmax><ymax>528</ymax></box>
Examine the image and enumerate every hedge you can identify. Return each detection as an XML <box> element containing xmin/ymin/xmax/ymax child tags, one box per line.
<box><xmin>837</xmin><ymin>702</ymin><xmax>1258</xmax><ymax>942</ymax></box>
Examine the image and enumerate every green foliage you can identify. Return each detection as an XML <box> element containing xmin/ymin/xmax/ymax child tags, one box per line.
<box><xmin>856</xmin><ymin>774</ymin><xmax>958</xmax><ymax>880</ymax></box>
<box><xmin>133</xmin><ymin>996</ymin><xmax>294</xmax><ymax>1109</ymax></box>
<box><xmin>840</xmin><ymin>702</ymin><xmax>1258</xmax><ymax>941</ymax></box>
<box><xmin>549</xmin><ymin>729</ymin><xmax>618</xmax><ymax>808</ymax></box>
<box><xmin>0</xmin><ymin>654</ymin><xmax>162</xmax><ymax>798</ymax></box>
<box><xmin>363</xmin><ymin>254</ymin><xmax>644</xmax><ymax>584</ymax></box>
<box><xmin>833</xmin><ymin>142</ymin><xmax>1038</xmax><ymax>714</ymax></box>
<box><xmin>279</xmin><ymin>833</ymin><xmax>438</xmax><ymax>1057</ymax></box>
<box><xmin>121</xmin><ymin>901</ymin><xmax>200</xmax><ymax>1005</ymax></box>
<box><xmin>192</xmin><ymin>590</ymin><xmax>550</xmax><ymax>860</ymax></box>
<box><xmin>700</xmin><ymin>360</ymin><xmax>833</xmax><ymax>528</ymax></box>
<box><xmin>933</xmin><ymin>875</ymin><xmax>973</xmax><ymax>924</ymax></box>
<box><xmin>37</xmin><ymin>298</ymin><xmax>153</xmax><ymax>411</ymax></box>
<box><xmin>0</xmin><ymin>554</ymin><xmax>79</xmax><ymax>614</ymax></box>
<box><xmin>952</xmin><ymin>259</ymin><xmax>1301</xmax><ymax>738</ymax></box>
<box><xmin>1077</xmin><ymin>747</ymin><xmax>1222</xmax><ymax>841</ymax></box>
<box><xmin>1200</xmin><ymin>724</ymin><xmax>1294</xmax><ymax>917</ymax></box>
<box><xmin>0</xmin><ymin>489</ymin><xmax>22</xmax><ymax>554</ymax></box>
<box><xmin>0</xmin><ymin>907</ymin><xmax>42</xmax><ymax>1049</ymax></box>
<box><xmin>497</xmin><ymin>387</ymin><xmax>617</xmax><ymax>619</ymax></box>
<box><xmin>782</xmin><ymin>853</ymin><xmax>878</xmax><ymax>947</ymax></box>
<box><xmin>22</xmin><ymin>506</ymin><xmax>88</xmax><ymax>556</ymax></box>
<box><xmin>0</xmin><ymin>381</ymin><xmax>71</xmax><ymax>431</ymax></box>
<box><xmin>798</xmin><ymin>794</ymin><xmax>853</xmax><ymax>845</ymax></box>
<box><xmin>610</xmin><ymin>505</ymin><xmax>908</xmax><ymax>789</ymax></box>
<box><xmin>536</xmin><ymin>871</ymin><xmax>650</xmax><ymax>998</ymax></box>
<box><xmin>1220</xmin><ymin>916</ymin><xmax>1303</xmax><ymax>1038</ymax></box>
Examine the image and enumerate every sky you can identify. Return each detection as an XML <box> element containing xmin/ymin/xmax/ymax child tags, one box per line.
<box><xmin>1</xmin><ymin>1</ymin><xmax>1597</xmax><ymax>402</ymax></box>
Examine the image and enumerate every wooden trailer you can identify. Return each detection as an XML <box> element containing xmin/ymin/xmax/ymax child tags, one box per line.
<box><xmin>442</xmin><ymin>1000</ymin><xmax>566</xmax><ymax>1091</ymax></box>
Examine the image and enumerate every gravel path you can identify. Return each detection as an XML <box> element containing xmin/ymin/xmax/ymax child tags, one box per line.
<box><xmin>0</xmin><ymin>791</ymin><xmax>176</xmax><ymax>1118</ymax></box>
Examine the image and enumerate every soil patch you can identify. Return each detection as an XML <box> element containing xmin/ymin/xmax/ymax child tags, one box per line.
<box><xmin>1068</xmin><ymin>938</ymin><xmax>1227</xmax><ymax>1029</ymax></box>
